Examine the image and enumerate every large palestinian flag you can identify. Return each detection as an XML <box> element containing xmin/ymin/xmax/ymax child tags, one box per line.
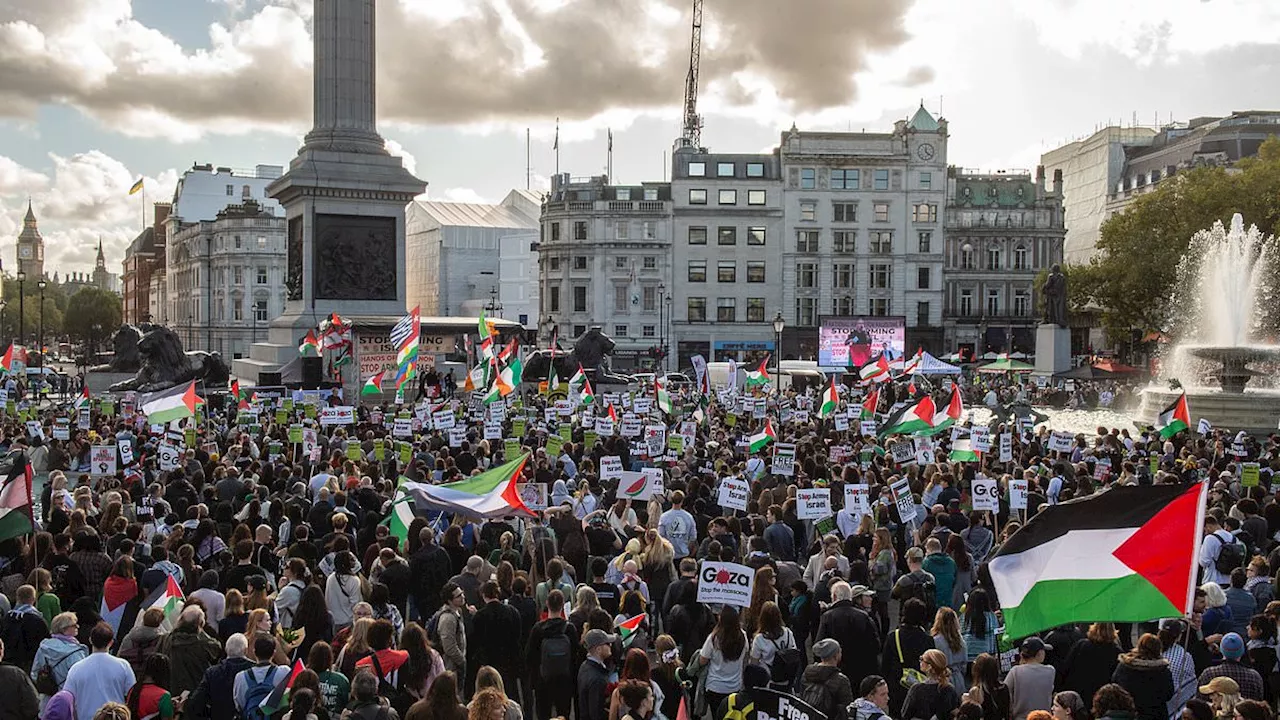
<box><xmin>140</xmin><ymin>381</ymin><xmax>203</xmax><ymax>424</ymax></box>
<box><xmin>402</xmin><ymin>453</ymin><xmax>533</xmax><ymax>519</ymax></box>
<box><xmin>920</xmin><ymin>388</ymin><xmax>964</xmax><ymax>437</ymax></box>
<box><xmin>0</xmin><ymin>452</ymin><xmax>33</xmax><ymax>543</ymax></box>
<box><xmin>878</xmin><ymin>396</ymin><xmax>936</xmax><ymax>437</ymax></box>
<box><xmin>989</xmin><ymin>483</ymin><xmax>1206</xmax><ymax>639</ymax></box>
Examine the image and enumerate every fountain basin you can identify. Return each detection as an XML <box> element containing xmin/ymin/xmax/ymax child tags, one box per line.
<box><xmin>1137</xmin><ymin>386</ymin><xmax>1280</xmax><ymax>436</ymax></box>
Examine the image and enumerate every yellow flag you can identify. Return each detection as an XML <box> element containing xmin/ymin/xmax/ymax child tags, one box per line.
<box><xmin>129</xmin><ymin>178</ymin><xmax>144</xmax><ymax>195</ymax></box>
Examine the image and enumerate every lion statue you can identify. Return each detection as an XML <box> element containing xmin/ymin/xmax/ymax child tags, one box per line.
<box><xmin>90</xmin><ymin>324</ymin><xmax>150</xmax><ymax>373</ymax></box>
<box><xmin>523</xmin><ymin>326</ymin><xmax>633</xmax><ymax>387</ymax></box>
<box><xmin>108</xmin><ymin>325</ymin><xmax>231</xmax><ymax>393</ymax></box>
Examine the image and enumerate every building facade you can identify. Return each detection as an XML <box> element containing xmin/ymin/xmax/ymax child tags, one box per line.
<box><xmin>778</xmin><ymin>106</ymin><xmax>949</xmax><ymax>359</ymax></box>
<box><xmin>669</xmin><ymin>149</ymin><xmax>785</xmax><ymax>368</ymax></box>
<box><xmin>537</xmin><ymin>175</ymin><xmax>673</xmax><ymax>371</ymax></box>
<box><xmin>121</xmin><ymin>203</ymin><xmax>170</xmax><ymax>324</ymax></box>
<box><xmin>166</xmin><ymin>200</ymin><xmax>286</xmax><ymax>358</ymax></box>
<box><xmin>943</xmin><ymin>167</ymin><xmax>1065</xmax><ymax>355</ymax></box>
<box><xmin>498</xmin><ymin>230</ymin><xmax>540</xmax><ymax>331</ymax></box>
<box><xmin>405</xmin><ymin>190</ymin><xmax>540</xmax><ymax>319</ymax></box>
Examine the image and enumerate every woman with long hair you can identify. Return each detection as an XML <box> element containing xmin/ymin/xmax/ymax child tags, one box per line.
<box><xmin>27</xmin><ymin>568</ymin><xmax>60</xmax><ymax>628</ymax></box>
<box><xmin>741</xmin><ymin>566</ymin><xmax>778</xmax><ymax>638</ymax></box>
<box><xmin>1059</xmin><ymin>622</ymin><xmax>1123</xmax><ymax>707</ymax></box>
<box><xmin>337</xmin><ymin>617</ymin><xmax>375</xmax><ymax>678</ymax></box>
<box><xmin>399</xmin><ymin>622</ymin><xmax>445</xmax><ymax>703</ymax></box>
<box><xmin>967</xmin><ymin>654</ymin><xmax>1011</xmax><ymax>720</ymax></box>
<box><xmin>406</xmin><ymin>670</ymin><xmax>467</xmax><ymax>720</ymax></box>
<box><xmin>125</xmin><ymin>652</ymin><xmax>176</xmax><ymax>720</ymax></box>
<box><xmin>466</xmin><ymin>688</ymin><xmax>508</xmax><ymax>720</ymax></box>
<box><xmin>570</xmin><ymin>585</ymin><xmax>601</xmax><ymax>631</ymax></box>
<box><xmin>190</xmin><ymin>518</ymin><xmax>226</xmax><ymax>565</ymax></box>
<box><xmin>608</xmin><ymin>648</ymin><xmax>666</xmax><ymax>720</ymax></box>
<box><xmin>292</xmin><ymin>585</ymin><xmax>334</xmax><ymax>660</ymax></box>
<box><xmin>441</xmin><ymin>526</ymin><xmax>468</xmax><ymax>576</ymax></box>
<box><xmin>472</xmin><ymin>666</ymin><xmax>520</xmax><ymax>720</ymax></box>
<box><xmin>219</xmin><ymin>589</ymin><xmax>248</xmax><ymax>644</ymax></box>
<box><xmin>901</xmin><ymin>648</ymin><xmax>961</xmax><ymax>720</ymax></box>
<box><xmin>931</xmin><ymin>607</ymin><xmax>968</xmax><ymax>692</ymax></box>
<box><xmin>1052</xmin><ymin>691</ymin><xmax>1088</xmax><ymax>720</ymax></box>
<box><xmin>1111</xmin><ymin>633</ymin><xmax>1174</xmax><ymax>720</ymax></box>
<box><xmin>307</xmin><ymin>642</ymin><xmax>350</xmax><ymax>718</ymax></box>
<box><xmin>285</xmin><ymin>671</ymin><xmax>329</xmax><ymax>720</ymax></box>
<box><xmin>697</xmin><ymin>605</ymin><xmax>747</xmax><ymax>711</ymax></box>
<box><xmin>325</xmin><ymin>551</ymin><xmax>364</xmax><ymax>631</ymax></box>
<box><xmin>750</xmin><ymin>600</ymin><xmax>798</xmax><ymax>692</ymax></box>
<box><xmin>640</xmin><ymin>528</ymin><xmax>676</xmax><ymax>618</ymax></box>
<box><xmin>946</xmin><ymin>534</ymin><xmax>976</xmax><ymax>608</ymax></box>
<box><xmin>961</xmin><ymin>588</ymin><xmax>998</xmax><ymax>663</ymax></box>
<box><xmin>652</xmin><ymin>635</ymin><xmax>684</xmax><ymax>720</ymax></box>
<box><xmin>869</xmin><ymin>527</ymin><xmax>896</xmax><ymax>634</ymax></box>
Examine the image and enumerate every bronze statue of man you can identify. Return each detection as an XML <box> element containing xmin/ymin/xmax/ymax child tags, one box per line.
<box><xmin>1043</xmin><ymin>264</ymin><xmax>1068</xmax><ymax>327</ymax></box>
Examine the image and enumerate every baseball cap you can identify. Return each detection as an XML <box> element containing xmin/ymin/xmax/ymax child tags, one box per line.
<box><xmin>583</xmin><ymin>628</ymin><xmax>618</xmax><ymax>650</ymax></box>
<box><xmin>1199</xmin><ymin>676</ymin><xmax>1240</xmax><ymax>696</ymax></box>
<box><xmin>813</xmin><ymin>638</ymin><xmax>841</xmax><ymax>660</ymax></box>
<box><xmin>1019</xmin><ymin>637</ymin><xmax>1052</xmax><ymax>656</ymax></box>
<box><xmin>1220</xmin><ymin>632</ymin><xmax>1245</xmax><ymax>659</ymax></box>
<box><xmin>905</xmin><ymin>547</ymin><xmax>924</xmax><ymax>562</ymax></box>
<box><xmin>849</xmin><ymin>584</ymin><xmax>872</xmax><ymax>600</ymax></box>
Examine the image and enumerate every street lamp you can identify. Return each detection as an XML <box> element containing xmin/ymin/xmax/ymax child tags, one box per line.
<box><xmin>36</xmin><ymin>279</ymin><xmax>46</xmax><ymax>364</ymax></box>
<box><xmin>16</xmin><ymin>270</ymin><xmax>25</xmax><ymax>348</ymax></box>
<box><xmin>657</xmin><ymin>283</ymin><xmax>666</xmax><ymax>370</ymax></box>
<box><xmin>664</xmin><ymin>296</ymin><xmax>672</xmax><ymax>372</ymax></box>
<box><xmin>773</xmin><ymin>311</ymin><xmax>785</xmax><ymax>395</ymax></box>
<box><xmin>540</xmin><ymin>315</ymin><xmax>556</xmax><ymax>345</ymax></box>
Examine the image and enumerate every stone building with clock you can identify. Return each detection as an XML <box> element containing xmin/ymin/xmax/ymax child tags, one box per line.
<box><xmin>15</xmin><ymin>201</ymin><xmax>118</xmax><ymax>294</ymax></box>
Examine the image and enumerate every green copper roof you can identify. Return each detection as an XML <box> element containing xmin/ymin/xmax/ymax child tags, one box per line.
<box><xmin>954</xmin><ymin>178</ymin><xmax>1038</xmax><ymax>207</ymax></box>
<box><xmin>909</xmin><ymin>105</ymin><xmax>939</xmax><ymax>131</ymax></box>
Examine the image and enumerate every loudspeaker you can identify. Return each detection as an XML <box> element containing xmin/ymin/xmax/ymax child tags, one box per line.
<box><xmin>259</xmin><ymin>371</ymin><xmax>282</xmax><ymax>386</ymax></box>
<box><xmin>301</xmin><ymin>357</ymin><xmax>322</xmax><ymax>388</ymax></box>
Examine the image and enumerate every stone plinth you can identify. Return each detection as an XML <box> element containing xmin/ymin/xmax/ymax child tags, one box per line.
<box><xmin>1137</xmin><ymin>387</ymin><xmax>1280</xmax><ymax>437</ymax></box>
<box><xmin>1035</xmin><ymin>323</ymin><xmax>1071</xmax><ymax>376</ymax></box>
<box><xmin>84</xmin><ymin>372</ymin><xmax>135</xmax><ymax>394</ymax></box>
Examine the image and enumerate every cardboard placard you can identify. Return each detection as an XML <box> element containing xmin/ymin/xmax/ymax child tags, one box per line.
<box><xmin>972</xmin><ymin>477</ymin><xmax>1000</xmax><ymax>512</ymax></box>
<box><xmin>319</xmin><ymin>406</ymin><xmax>355</xmax><ymax>425</ymax></box>
<box><xmin>517</xmin><ymin>482</ymin><xmax>547</xmax><ymax>511</ymax></box>
<box><xmin>1009</xmin><ymin>478</ymin><xmax>1029</xmax><ymax>510</ymax></box>
<box><xmin>696</xmin><ymin>561</ymin><xmax>755</xmax><ymax>608</ymax></box>
<box><xmin>91</xmin><ymin>445</ymin><xmax>117</xmax><ymax>476</ymax></box>
<box><xmin>772</xmin><ymin>443</ymin><xmax>796</xmax><ymax>476</ymax></box>
<box><xmin>844</xmin><ymin>483</ymin><xmax>871</xmax><ymax>515</ymax></box>
<box><xmin>796</xmin><ymin>488</ymin><xmax>831</xmax><ymax>520</ymax></box>
<box><xmin>718</xmin><ymin>477</ymin><xmax>750</xmax><ymax>511</ymax></box>
<box><xmin>600</xmin><ymin>456</ymin><xmax>625</xmax><ymax>481</ymax></box>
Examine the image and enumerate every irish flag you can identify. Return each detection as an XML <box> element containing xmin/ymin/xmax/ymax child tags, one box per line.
<box><xmin>747</xmin><ymin>419</ymin><xmax>776</xmax><ymax>453</ymax></box>
<box><xmin>861</xmin><ymin>389</ymin><xmax>879</xmax><ymax>419</ymax></box>
<box><xmin>402</xmin><ymin>454</ymin><xmax>533</xmax><ymax>519</ymax></box>
<box><xmin>0</xmin><ymin>453</ymin><xmax>33</xmax><ymax>543</ymax></box>
<box><xmin>878</xmin><ymin>396</ymin><xmax>937</xmax><ymax>437</ymax></box>
<box><xmin>618</xmin><ymin>614</ymin><xmax>646</xmax><ymax>647</ymax></box>
<box><xmin>743</xmin><ymin>356</ymin><xmax>771</xmax><ymax>388</ymax></box>
<box><xmin>1156</xmin><ymin>393</ymin><xmax>1191</xmax><ymax>439</ymax></box>
<box><xmin>921</xmin><ymin>388</ymin><xmax>964</xmax><ymax>436</ymax></box>
<box><xmin>989</xmin><ymin>483</ymin><xmax>1206</xmax><ymax>638</ymax></box>
<box><xmin>362</xmin><ymin>371</ymin><xmax>386</xmax><ymax>396</ymax></box>
<box><xmin>140</xmin><ymin>381</ymin><xmax>203</xmax><ymax>425</ymax></box>
<box><xmin>818</xmin><ymin>378</ymin><xmax>839</xmax><ymax>419</ymax></box>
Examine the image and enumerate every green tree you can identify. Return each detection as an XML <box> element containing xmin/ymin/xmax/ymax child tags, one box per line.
<box><xmin>1076</xmin><ymin>136</ymin><xmax>1280</xmax><ymax>341</ymax></box>
<box><xmin>63</xmin><ymin>287</ymin><xmax>122</xmax><ymax>356</ymax></box>
<box><xmin>0</xmin><ymin>280</ymin><xmax>64</xmax><ymax>348</ymax></box>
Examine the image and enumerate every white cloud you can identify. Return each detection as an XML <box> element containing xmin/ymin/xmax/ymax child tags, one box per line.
<box><xmin>384</xmin><ymin>139</ymin><xmax>417</xmax><ymax>176</ymax></box>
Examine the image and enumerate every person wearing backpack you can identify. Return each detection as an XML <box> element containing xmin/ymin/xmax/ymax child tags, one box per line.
<box><xmin>29</xmin><ymin>612</ymin><xmax>86</xmax><ymax>703</ymax></box>
<box><xmin>2</xmin><ymin>584</ymin><xmax>50</xmax><ymax>672</ymax></box>
<box><xmin>233</xmin><ymin>634</ymin><xmax>291</xmax><ymax>720</ymax></box>
<box><xmin>525</xmin><ymin>589</ymin><xmax>579</xmax><ymax>720</ymax></box>
<box><xmin>750</xmin><ymin>600</ymin><xmax>800</xmax><ymax>692</ymax></box>
<box><xmin>800</xmin><ymin>639</ymin><xmax>854</xmax><ymax>720</ymax></box>
<box><xmin>892</xmin><ymin>548</ymin><xmax>937</xmax><ymax>621</ymax></box>
<box><xmin>713</xmin><ymin>664</ymin><xmax>772</xmax><ymax>720</ymax></box>
<box><xmin>1201</xmin><ymin>515</ymin><xmax>1243</xmax><ymax>586</ymax></box>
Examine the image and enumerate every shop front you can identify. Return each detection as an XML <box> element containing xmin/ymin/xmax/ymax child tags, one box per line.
<box><xmin>712</xmin><ymin>340</ymin><xmax>775</xmax><ymax>365</ymax></box>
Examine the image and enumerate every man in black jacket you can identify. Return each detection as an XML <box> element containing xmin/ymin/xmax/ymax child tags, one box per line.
<box><xmin>527</xmin><ymin>590</ymin><xmax>581</xmax><ymax>720</ymax></box>
<box><xmin>0</xmin><ymin>636</ymin><xmax>39</xmax><ymax>720</ymax></box>
<box><xmin>577</xmin><ymin>628</ymin><xmax>616</xmax><ymax>720</ymax></box>
<box><xmin>0</xmin><ymin>586</ymin><xmax>48</xmax><ymax>672</ymax></box>
<box><xmin>185</xmin><ymin>633</ymin><xmax>254</xmax><ymax>720</ymax></box>
<box><xmin>816</xmin><ymin>582</ymin><xmax>881</xmax><ymax>690</ymax></box>
<box><xmin>471</xmin><ymin>582</ymin><xmax>522</xmax><ymax>701</ymax></box>
<box><xmin>409</xmin><ymin>526</ymin><xmax>452</xmax><ymax>622</ymax></box>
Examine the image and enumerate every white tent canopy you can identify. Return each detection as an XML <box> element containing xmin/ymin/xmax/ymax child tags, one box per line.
<box><xmin>915</xmin><ymin>351</ymin><xmax>963</xmax><ymax>375</ymax></box>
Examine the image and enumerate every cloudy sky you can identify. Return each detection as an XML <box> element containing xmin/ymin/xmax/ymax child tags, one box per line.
<box><xmin>0</xmin><ymin>0</ymin><xmax>1277</xmax><ymax>275</ymax></box>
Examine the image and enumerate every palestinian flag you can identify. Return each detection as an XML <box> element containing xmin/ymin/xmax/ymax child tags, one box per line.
<box><xmin>1157</xmin><ymin>393</ymin><xmax>1191</xmax><ymax>439</ymax></box>
<box><xmin>618</xmin><ymin>614</ymin><xmax>645</xmax><ymax>647</ymax></box>
<box><xmin>73</xmin><ymin>385</ymin><xmax>90</xmax><ymax>411</ymax></box>
<box><xmin>743</xmin><ymin>356</ymin><xmax>771</xmax><ymax>388</ymax></box>
<box><xmin>989</xmin><ymin>483</ymin><xmax>1206</xmax><ymax>639</ymax></box>
<box><xmin>391</xmin><ymin>306</ymin><xmax>421</xmax><ymax>369</ymax></box>
<box><xmin>655</xmin><ymin>378</ymin><xmax>672</xmax><ymax>415</ymax></box>
<box><xmin>402</xmin><ymin>454</ymin><xmax>533</xmax><ymax>519</ymax></box>
<box><xmin>136</xmin><ymin>574</ymin><xmax>185</xmax><ymax>632</ymax></box>
<box><xmin>900</xmin><ymin>348</ymin><xmax>923</xmax><ymax>376</ymax></box>
<box><xmin>920</xmin><ymin>388</ymin><xmax>964</xmax><ymax>437</ymax></box>
<box><xmin>261</xmin><ymin>659</ymin><xmax>306</xmax><ymax>714</ymax></box>
<box><xmin>878</xmin><ymin>396</ymin><xmax>937</xmax><ymax>437</ymax></box>
<box><xmin>580</xmin><ymin>377</ymin><xmax>595</xmax><ymax>407</ymax></box>
<box><xmin>860</xmin><ymin>355</ymin><xmax>891</xmax><ymax>383</ymax></box>
<box><xmin>569</xmin><ymin>365</ymin><xmax>588</xmax><ymax>390</ymax></box>
<box><xmin>140</xmin><ymin>381</ymin><xmax>203</xmax><ymax>425</ymax></box>
<box><xmin>100</xmin><ymin>574</ymin><xmax>138</xmax><ymax>637</ymax></box>
<box><xmin>298</xmin><ymin>330</ymin><xmax>321</xmax><ymax>356</ymax></box>
<box><xmin>0</xmin><ymin>344</ymin><xmax>24</xmax><ymax>373</ymax></box>
<box><xmin>861</xmin><ymin>389</ymin><xmax>879</xmax><ymax>419</ymax></box>
<box><xmin>747</xmin><ymin>419</ymin><xmax>776</xmax><ymax>453</ymax></box>
<box><xmin>384</xmin><ymin>477</ymin><xmax>416</xmax><ymax>548</ymax></box>
<box><xmin>949</xmin><ymin>437</ymin><xmax>979</xmax><ymax>463</ymax></box>
<box><xmin>818</xmin><ymin>378</ymin><xmax>839</xmax><ymax>419</ymax></box>
<box><xmin>362</xmin><ymin>371</ymin><xmax>386</xmax><ymax>396</ymax></box>
<box><xmin>0</xmin><ymin>453</ymin><xmax>33</xmax><ymax>543</ymax></box>
<box><xmin>546</xmin><ymin>363</ymin><xmax>560</xmax><ymax>395</ymax></box>
<box><xmin>607</xmin><ymin>404</ymin><xmax>618</xmax><ymax>422</ymax></box>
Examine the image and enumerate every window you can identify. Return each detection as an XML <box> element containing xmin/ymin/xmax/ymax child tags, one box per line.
<box><xmin>1014</xmin><ymin>289</ymin><xmax>1031</xmax><ymax>317</ymax></box>
<box><xmin>718</xmin><ymin>227</ymin><xmax>737</xmax><ymax>245</ymax></box>
<box><xmin>800</xmin><ymin>201</ymin><xmax>817</xmax><ymax>221</ymax></box>
<box><xmin>917</xmin><ymin>231</ymin><xmax>932</xmax><ymax>253</ymax></box>
<box><xmin>796</xmin><ymin>297</ymin><xmax>818</xmax><ymax>326</ymax></box>
<box><xmin>747</xmin><ymin>163</ymin><xmax>765</xmax><ymax>178</ymax></box>
<box><xmin>874</xmin><ymin>202</ymin><xmax>890</xmax><ymax>222</ymax></box>
<box><xmin>573</xmin><ymin>324</ymin><xmax>587</xmax><ymax>337</ymax></box>
<box><xmin>550</xmin><ymin>223</ymin><xmax>561</xmax><ymax>242</ymax></box>
<box><xmin>919</xmin><ymin>171</ymin><xmax>932</xmax><ymax>190</ymax></box>
<box><xmin>912</xmin><ymin>203</ymin><xmax>937</xmax><ymax>223</ymax></box>
<box><xmin>800</xmin><ymin>168</ymin><xmax>816</xmax><ymax>189</ymax></box>
<box><xmin>796</xmin><ymin>231</ymin><xmax>819</xmax><ymax>253</ymax></box>
<box><xmin>916</xmin><ymin>301</ymin><xmax>929</xmax><ymax>327</ymax></box>
<box><xmin>833</xmin><ymin>203</ymin><xmax>857</xmax><ymax>222</ymax></box>
<box><xmin>642</xmin><ymin>221</ymin><xmax>656</xmax><ymax>239</ymax></box>
<box><xmin>917</xmin><ymin>267</ymin><xmax>930</xmax><ymax>289</ymax></box>
<box><xmin>254</xmin><ymin>299</ymin><xmax>269</xmax><ymax>322</ymax></box>
<box><xmin>747</xmin><ymin>189</ymin><xmax>766</xmax><ymax>205</ymax></box>
<box><xmin>549</xmin><ymin>256</ymin><xmax>561</xmax><ymax>271</ymax></box>
<box><xmin>869</xmin><ymin>231</ymin><xmax>893</xmax><ymax>254</ymax></box>
<box><xmin>643</xmin><ymin>256</ymin><xmax>656</xmax><ymax>270</ymax></box>
<box><xmin>615</xmin><ymin>325</ymin><xmax>628</xmax><ymax>337</ymax></box>
<box><xmin>644</xmin><ymin>188</ymin><xmax>658</xmax><ymax>201</ymax></box>
<box><xmin>615</xmin><ymin>256</ymin><xmax>628</xmax><ymax>270</ymax></box>
<box><xmin>642</xmin><ymin>325</ymin><xmax>656</xmax><ymax>337</ymax></box>
<box><xmin>234</xmin><ymin>236</ymin><xmax>242</xmax><ymax>249</ymax></box>
<box><xmin>834</xmin><ymin>231</ymin><xmax>856</xmax><ymax>253</ymax></box>
<box><xmin>689</xmin><ymin>189</ymin><xmax>707</xmax><ymax>204</ymax></box>
<box><xmin>574</xmin><ymin>221</ymin><xmax>587</xmax><ymax>240</ymax></box>
<box><xmin>688</xmin><ymin>162</ymin><xmax>706</xmax><ymax>177</ymax></box>
<box><xmin>615</xmin><ymin>221</ymin><xmax>629</xmax><ymax>239</ymax></box>
<box><xmin>986</xmin><ymin>289</ymin><xmax>1001</xmax><ymax>316</ymax></box>
<box><xmin>959</xmin><ymin>289</ymin><xmax>973</xmax><ymax>316</ymax></box>
<box><xmin>573</xmin><ymin>286</ymin><xmax>588</xmax><ymax>312</ymax></box>
<box><xmin>643</xmin><ymin>286</ymin><xmax>656</xmax><ymax>311</ymax></box>
<box><xmin>549</xmin><ymin>286</ymin><xmax>561</xmax><ymax>312</ymax></box>
<box><xmin>874</xmin><ymin>169</ymin><xmax>889</xmax><ymax>190</ymax></box>
<box><xmin>257</xmin><ymin>236</ymin><xmax>267</xmax><ymax>249</ymax></box>
<box><xmin>226</xmin><ymin>184</ymin><xmax>234</xmax><ymax>196</ymax></box>
<box><xmin>614</xmin><ymin>285</ymin><xmax>628</xmax><ymax>313</ymax></box>
<box><xmin>717</xmin><ymin>162</ymin><xmax>735</xmax><ymax>177</ymax></box>
<box><xmin>616</xmin><ymin>188</ymin><xmax>631</xmax><ymax>201</ymax></box>
<box><xmin>747</xmin><ymin>298</ymin><xmax>765</xmax><ymax>322</ymax></box>
<box><xmin>833</xmin><ymin>297</ymin><xmax>855</xmax><ymax>316</ymax></box>
<box><xmin>1014</xmin><ymin>245</ymin><xmax>1029</xmax><ymax>270</ymax></box>
<box><xmin>834</xmin><ymin>263</ymin><xmax>854</xmax><ymax>289</ymax></box>
<box><xmin>747</xmin><ymin>262</ymin><xmax>766</xmax><ymax>283</ymax></box>
<box><xmin>718</xmin><ymin>189</ymin><xmax>737</xmax><ymax>205</ymax></box>
<box><xmin>831</xmin><ymin>169</ymin><xmax>859</xmax><ymax>190</ymax></box>
<box><xmin>688</xmin><ymin>297</ymin><xmax>707</xmax><ymax>322</ymax></box>
<box><xmin>256</xmin><ymin>267</ymin><xmax>268</xmax><ymax>284</ymax></box>
<box><xmin>717</xmin><ymin>298</ymin><xmax>736</xmax><ymax>322</ymax></box>
<box><xmin>869</xmin><ymin>264</ymin><xmax>890</xmax><ymax>289</ymax></box>
<box><xmin>233</xmin><ymin>300</ymin><xmax>244</xmax><ymax>321</ymax></box>
<box><xmin>717</xmin><ymin>261</ymin><xmax>736</xmax><ymax>283</ymax></box>
<box><xmin>574</xmin><ymin>256</ymin><xmax>588</xmax><ymax>270</ymax></box>
<box><xmin>797</xmin><ymin>263</ymin><xmax>817</xmax><ymax>288</ymax></box>
<box><xmin>688</xmin><ymin>260</ymin><xmax>707</xmax><ymax>282</ymax></box>
<box><xmin>960</xmin><ymin>248</ymin><xmax>975</xmax><ymax>270</ymax></box>
<box><xmin>748</xmin><ymin>227</ymin><xmax>766</xmax><ymax>246</ymax></box>
<box><xmin>986</xmin><ymin>246</ymin><xmax>1002</xmax><ymax>270</ymax></box>
<box><xmin>869</xmin><ymin>298</ymin><xmax>890</xmax><ymax>316</ymax></box>
<box><xmin>689</xmin><ymin>226</ymin><xmax>707</xmax><ymax>245</ymax></box>
<box><xmin>233</xmin><ymin>267</ymin><xmax>243</xmax><ymax>285</ymax></box>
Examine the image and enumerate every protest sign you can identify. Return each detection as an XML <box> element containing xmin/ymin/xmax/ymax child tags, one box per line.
<box><xmin>718</xmin><ymin>478</ymin><xmax>750</xmax><ymax>511</ymax></box>
<box><xmin>772</xmin><ymin>443</ymin><xmax>796</xmax><ymax>476</ymax></box>
<box><xmin>696</xmin><ymin>561</ymin><xmax>755</xmax><ymax>608</ymax></box>
<box><xmin>845</xmin><ymin>484</ymin><xmax>871</xmax><ymax>515</ymax></box>
<box><xmin>517</xmin><ymin>483</ymin><xmax>547</xmax><ymax>512</ymax></box>
<box><xmin>972</xmin><ymin>477</ymin><xmax>1000</xmax><ymax>512</ymax></box>
<box><xmin>600</xmin><ymin>456</ymin><xmax>624</xmax><ymax>481</ymax></box>
<box><xmin>1010</xmin><ymin>478</ymin><xmax>1029</xmax><ymax>510</ymax></box>
<box><xmin>91</xmin><ymin>445</ymin><xmax>117</xmax><ymax>476</ymax></box>
<box><xmin>796</xmin><ymin>488</ymin><xmax>831</xmax><ymax>520</ymax></box>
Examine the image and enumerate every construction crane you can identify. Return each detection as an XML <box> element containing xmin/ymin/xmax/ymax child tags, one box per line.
<box><xmin>680</xmin><ymin>0</ymin><xmax>704</xmax><ymax>150</ymax></box>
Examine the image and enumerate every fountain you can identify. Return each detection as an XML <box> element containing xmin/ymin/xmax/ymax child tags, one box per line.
<box><xmin>1138</xmin><ymin>214</ymin><xmax>1280</xmax><ymax>434</ymax></box>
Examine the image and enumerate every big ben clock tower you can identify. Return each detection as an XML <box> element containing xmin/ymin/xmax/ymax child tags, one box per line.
<box><xmin>16</xmin><ymin>200</ymin><xmax>44</xmax><ymax>279</ymax></box>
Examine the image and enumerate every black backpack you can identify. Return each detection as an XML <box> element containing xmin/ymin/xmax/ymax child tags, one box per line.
<box><xmin>540</xmin><ymin>628</ymin><xmax>573</xmax><ymax>681</ymax></box>
<box><xmin>909</xmin><ymin>575</ymin><xmax>937</xmax><ymax>617</ymax></box>
<box><xmin>800</xmin><ymin>677</ymin><xmax>836</xmax><ymax>718</ymax></box>
<box><xmin>767</xmin><ymin>635</ymin><xmax>804</xmax><ymax>685</ymax></box>
<box><xmin>1213</xmin><ymin>531</ymin><xmax>1246</xmax><ymax>575</ymax></box>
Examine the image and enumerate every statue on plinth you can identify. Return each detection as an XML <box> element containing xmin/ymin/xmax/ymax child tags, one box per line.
<box><xmin>1042</xmin><ymin>264</ymin><xmax>1068</xmax><ymax>327</ymax></box>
